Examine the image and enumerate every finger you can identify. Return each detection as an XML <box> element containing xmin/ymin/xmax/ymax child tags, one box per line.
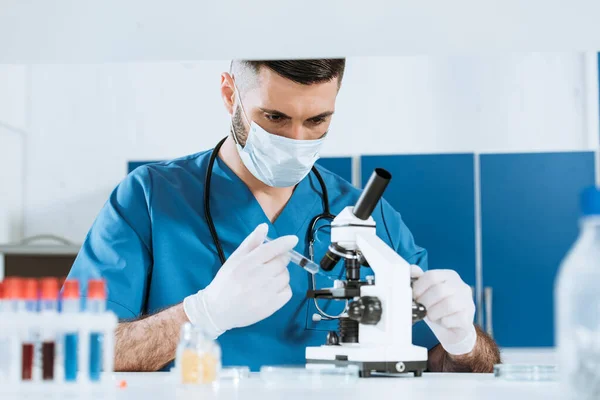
<box><xmin>412</xmin><ymin>269</ymin><xmax>460</xmax><ymax>299</ymax></box>
<box><xmin>230</xmin><ymin>223</ymin><xmax>269</xmax><ymax>259</ymax></box>
<box><xmin>247</xmin><ymin>253</ymin><xmax>291</xmax><ymax>280</ymax></box>
<box><xmin>253</xmin><ymin>285</ymin><xmax>292</xmax><ymax>319</ymax></box>
<box><xmin>411</xmin><ymin>265</ymin><xmax>424</xmax><ymax>279</ymax></box>
<box><xmin>439</xmin><ymin>311</ymin><xmax>474</xmax><ymax>329</ymax></box>
<box><xmin>272</xmin><ymin>268</ymin><xmax>291</xmax><ymax>293</ymax></box>
<box><xmin>253</xmin><ymin>261</ymin><xmax>291</xmax><ymax>292</ymax></box>
<box><xmin>247</xmin><ymin>235</ymin><xmax>299</xmax><ymax>265</ymax></box>
<box><xmin>426</xmin><ymin>296</ymin><xmax>468</xmax><ymax>322</ymax></box>
<box><xmin>415</xmin><ymin>281</ymin><xmax>457</xmax><ymax>309</ymax></box>
<box><xmin>426</xmin><ymin>285</ymin><xmax>475</xmax><ymax>321</ymax></box>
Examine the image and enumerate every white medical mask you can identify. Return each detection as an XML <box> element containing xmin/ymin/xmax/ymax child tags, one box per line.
<box><xmin>232</xmin><ymin>86</ymin><xmax>327</xmax><ymax>188</ymax></box>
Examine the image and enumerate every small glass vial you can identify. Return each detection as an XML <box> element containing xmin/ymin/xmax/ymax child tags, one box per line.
<box><xmin>176</xmin><ymin>323</ymin><xmax>221</xmax><ymax>384</ymax></box>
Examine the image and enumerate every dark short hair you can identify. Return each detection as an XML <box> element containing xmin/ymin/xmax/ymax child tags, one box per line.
<box><xmin>232</xmin><ymin>59</ymin><xmax>346</xmax><ymax>87</ymax></box>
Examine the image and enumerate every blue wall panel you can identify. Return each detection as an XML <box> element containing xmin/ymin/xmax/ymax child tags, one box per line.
<box><xmin>316</xmin><ymin>157</ymin><xmax>353</xmax><ymax>183</ymax></box>
<box><xmin>481</xmin><ymin>152</ymin><xmax>595</xmax><ymax>347</ymax></box>
<box><xmin>361</xmin><ymin>154</ymin><xmax>476</xmax><ymax>287</ymax></box>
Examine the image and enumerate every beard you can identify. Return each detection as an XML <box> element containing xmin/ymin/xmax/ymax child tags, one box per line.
<box><xmin>231</xmin><ymin>105</ymin><xmax>249</xmax><ymax>147</ymax></box>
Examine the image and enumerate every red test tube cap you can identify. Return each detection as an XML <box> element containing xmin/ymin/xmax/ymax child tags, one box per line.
<box><xmin>40</xmin><ymin>278</ymin><xmax>59</xmax><ymax>300</ymax></box>
<box><xmin>0</xmin><ymin>281</ymin><xmax>4</xmax><ymax>299</ymax></box>
<box><xmin>62</xmin><ymin>280</ymin><xmax>80</xmax><ymax>299</ymax></box>
<box><xmin>58</xmin><ymin>276</ymin><xmax>66</xmax><ymax>291</ymax></box>
<box><xmin>87</xmin><ymin>279</ymin><xmax>106</xmax><ymax>300</ymax></box>
<box><xmin>23</xmin><ymin>279</ymin><xmax>38</xmax><ymax>301</ymax></box>
<box><xmin>3</xmin><ymin>277</ymin><xmax>23</xmax><ymax>300</ymax></box>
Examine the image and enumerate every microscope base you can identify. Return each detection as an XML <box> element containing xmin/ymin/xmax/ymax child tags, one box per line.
<box><xmin>306</xmin><ymin>358</ymin><xmax>427</xmax><ymax>377</ymax></box>
<box><xmin>306</xmin><ymin>344</ymin><xmax>428</xmax><ymax>377</ymax></box>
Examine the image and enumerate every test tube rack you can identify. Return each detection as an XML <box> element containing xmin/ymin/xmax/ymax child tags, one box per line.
<box><xmin>1</xmin><ymin>311</ymin><xmax>117</xmax><ymax>392</ymax></box>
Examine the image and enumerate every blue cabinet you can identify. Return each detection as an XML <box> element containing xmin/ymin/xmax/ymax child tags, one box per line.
<box><xmin>480</xmin><ymin>152</ymin><xmax>595</xmax><ymax>347</ymax></box>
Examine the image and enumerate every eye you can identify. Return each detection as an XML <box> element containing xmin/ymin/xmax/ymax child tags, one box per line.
<box><xmin>265</xmin><ymin>113</ymin><xmax>283</xmax><ymax>122</ymax></box>
<box><xmin>309</xmin><ymin>117</ymin><xmax>326</xmax><ymax>125</ymax></box>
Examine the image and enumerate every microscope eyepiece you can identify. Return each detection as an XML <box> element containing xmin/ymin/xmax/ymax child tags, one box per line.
<box><xmin>353</xmin><ymin>168</ymin><xmax>391</xmax><ymax>220</ymax></box>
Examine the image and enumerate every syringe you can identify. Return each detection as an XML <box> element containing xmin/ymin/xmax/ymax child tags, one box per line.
<box><xmin>265</xmin><ymin>236</ymin><xmax>333</xmax><ymax>280</ymax></box>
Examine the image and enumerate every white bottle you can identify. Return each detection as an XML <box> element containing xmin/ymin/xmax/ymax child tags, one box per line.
<box><xmin>556</xmin><ymin>187</ymin><xmax>600</xmax><ymax>397</ymax></box>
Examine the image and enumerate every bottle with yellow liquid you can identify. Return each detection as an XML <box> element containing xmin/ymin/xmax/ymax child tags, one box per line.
<box><xmin>176</xmin><ymin>323</ymin><xmax>221</xmax><ymax>384</ymax></box>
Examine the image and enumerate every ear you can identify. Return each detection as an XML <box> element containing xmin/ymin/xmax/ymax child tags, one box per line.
<box><xmin>220</xmin><ymin>72</ymin><xmax>236</xmax><ymax>115</ymax></box>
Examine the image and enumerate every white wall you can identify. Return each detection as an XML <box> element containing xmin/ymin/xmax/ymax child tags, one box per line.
<box><xmin>328</xmin><ymin>54</ymin><xmax>588</xmax><ymax>155</ymax></box>
<box><xmin>0</xmin><ymin>65</ymin><xmax>27</xmax><ymax>243</ymax></box>
<box><xmin>0</xmin><ymin>54</ymin><xmax>593</xmax><ymax>244</ymax></box>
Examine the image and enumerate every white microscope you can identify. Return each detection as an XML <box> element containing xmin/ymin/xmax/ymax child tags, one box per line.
<box><xmin>305</xmin><ymin>168</ymin><xmax>428</xmax><ymax>377</ymax></box>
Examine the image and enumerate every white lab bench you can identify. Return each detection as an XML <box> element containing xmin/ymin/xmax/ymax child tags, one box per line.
<box><xmin>0</xmin><ymin>349</ymin><xmax>560</xmax><ymax>399</ymax></box>
<box><xmin>0</xmin><ymin>368</ymin><xmax>563</xmax><ymax>400</ymax></box>
<box><xmin>106</xmin><ymin>348</ymin><xmax>556</xmax><ymax>400</ymax></box>
<box><xmin>107</xmin><ymin>371</ymin><xmax>562</xmax><ymax>400</ymax></box>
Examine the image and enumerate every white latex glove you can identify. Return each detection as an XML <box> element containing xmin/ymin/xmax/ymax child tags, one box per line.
<box><xmin>184</xmin><ymin>223</ymin><xmax>298</xmax><ymax>338</ymax></box>
<box><xmin>411</xmin><ymin>265</ymin><xmax>477</xmax><ymax>355</ymax></box>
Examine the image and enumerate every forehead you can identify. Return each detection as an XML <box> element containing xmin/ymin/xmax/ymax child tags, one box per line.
<box><xmin>247</xmin><ymin>67</ymin><xmax>339</xmax><ymax>114</ymax></box>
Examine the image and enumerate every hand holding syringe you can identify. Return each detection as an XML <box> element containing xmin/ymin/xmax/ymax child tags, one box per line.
<box><xmin>265</xmin><ymin>237</ymin><xmax>333</xmax><ymax>280</ymax></box>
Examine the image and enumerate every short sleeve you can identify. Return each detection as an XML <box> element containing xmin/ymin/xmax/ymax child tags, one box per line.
<box><xmin>68</xmin><ymin>166</ymin><xmax>153</xmax><ymax>319</ymax></box>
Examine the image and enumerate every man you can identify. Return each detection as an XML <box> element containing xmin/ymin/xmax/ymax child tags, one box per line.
<box><xmin>68</xmin><ymin>59</ymin><xmax>500</xmax><ymax>373</ymax></box>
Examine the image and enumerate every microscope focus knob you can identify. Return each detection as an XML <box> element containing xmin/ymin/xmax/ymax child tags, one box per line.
<box><xmin>348</xmin><ymin>296</ymin><xmax>382</xmax><ymax>325</ymax></box>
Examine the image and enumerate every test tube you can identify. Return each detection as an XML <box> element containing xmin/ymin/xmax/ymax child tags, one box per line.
<box><xmin>57</xmin><ymin>277</ymin><xmax>66</xmax><ymax>313</ymax></box>
<box><xmin>3</xmin><ymin>279</ymin><xmax>24</xmax><ymax>382</ymax></box>
<box><xmin>22</xmin><ymin>279</ymin><xmax>38</xmax><ymax>381</ymax></box>
<box><xmin>0</xmin><ymin>281</ymin><xmax>4</xmax><ymax>313</ymax></box>
<box><xmin>40</xmin><ymin>278</ymin><xmax>58</xmax><ymax>313</ymax></box>
<box><xmin>87</xmin><ymin>279</ymin><xmax>106</xmax><ymax>381</ymax></box>
<box><xmin>0</xmin><ymin>281</ymin><xmax>6</xmax><ymax>382</ymax></box>
<box><xmin>4</xmin><ymin>278</ymin><xmax>24</xmax><ymax>312</ymax></box>
<box><xmin>40</xmin><ymin>278</ymin><xmax>58</xmax><ymax>381</ymax></box>
<box><xmin>23</xmin><ymin>279</ymin><xmax>38</xmax><ymax>313</ymax></box>
<box><xmin>62</xmin><ymin>280</ymin><xmax>80</xmax><ymax>382</ymax></box>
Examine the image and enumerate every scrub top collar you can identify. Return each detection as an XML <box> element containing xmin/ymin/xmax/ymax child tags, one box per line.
<box><xmin>209</xmin><ymin>154</ymin><xmax>322</xmax><ymax>240</ymax></box>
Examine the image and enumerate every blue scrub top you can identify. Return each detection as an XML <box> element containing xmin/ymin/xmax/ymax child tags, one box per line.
<box><xmin>68</xmin><ymin>149</ymin><xmax>439</xmax><ymax>371</ymax></box>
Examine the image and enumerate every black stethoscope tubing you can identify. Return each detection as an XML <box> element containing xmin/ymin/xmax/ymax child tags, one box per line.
<box><xmin>204</xmin><ymin>137</ymin><xmax>334</xmax><ymax>266</ymax></box>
